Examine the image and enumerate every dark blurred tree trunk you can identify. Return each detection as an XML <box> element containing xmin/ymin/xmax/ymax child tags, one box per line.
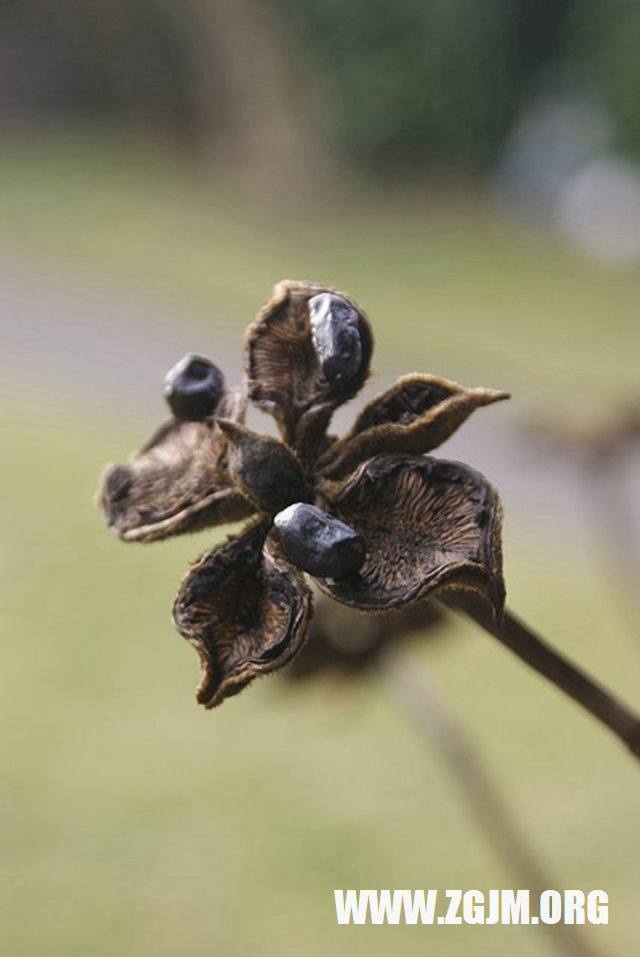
<box><xmin>188</xmin><ymin>0</ymin><xmax>332</xmax><ymax>200</ymax></box>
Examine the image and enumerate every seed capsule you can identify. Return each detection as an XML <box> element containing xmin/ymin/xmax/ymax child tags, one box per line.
<box><xmin>164</xmin><ymin>354</ymin><xmax>225</xmax><ymax>421</ymax></box>
<box><xmin>309</xmin><ymin>293</ymin><xmax>362</xmax><ymax>388</ymax></box>
<box><xmin>274</xmin><ymin>503</ymin><xmax>366</xmax><ymax>579</ymax></box>
<box><xmin>218</xmin><ymin>421</ymin><xmax>311</xmax><ymax>513</ymax></box>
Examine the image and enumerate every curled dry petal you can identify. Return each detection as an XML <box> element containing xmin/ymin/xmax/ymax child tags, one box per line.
<box><xmin>316</xmin><ymin>454</ymin><xmax>505</xmax><ymax>617</ymax></box>
<box><xmin>98</xmin><ymin>390</ymin><xmax>254</xmax><ymax>542</ymax></box>
<box><xmin>173</xmin><ymin>522</ymin><xmax>313</xmax><ymax>708</ymax></box>
<box><xmin>244</xmin><ymin>280</ymin><xmax>373</xmax><ymax>459</ymax></box>
<box><xmin>318</xmin><ymin>374</ymin><xmax>510</xmax><ymax>480</ymax></box>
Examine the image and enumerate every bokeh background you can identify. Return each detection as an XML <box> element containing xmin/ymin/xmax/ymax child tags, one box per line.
<box><xmin>1</xmin><ymin>2</ymin><xmax>639</xmax><ymax>955</ymax></box>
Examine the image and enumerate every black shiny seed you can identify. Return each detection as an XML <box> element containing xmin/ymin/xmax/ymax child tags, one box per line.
<box><xmin>309</xmin><ymin>293</ymin><xmax>362</xmax><ymax>388</ymax></box>
<box><xmin>274</xmin><ymin>503</ymin><xmax>366</xmax><ymax>579</ymax></box>
<box><xmin>164</xmin><ymin>354</ymin><xmax>225</xmax><ymax>421</ymax></box>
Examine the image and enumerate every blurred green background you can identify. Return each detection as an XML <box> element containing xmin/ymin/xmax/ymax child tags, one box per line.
<box><xmin>1</xmin><ymin>3</ymin><xmax>639</xmax><ymax>956</ymax></box>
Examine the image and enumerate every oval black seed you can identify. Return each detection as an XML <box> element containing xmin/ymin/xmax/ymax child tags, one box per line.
<box><xmin>274</xmin><ymin>503</ymin><xmax>366</xmax><ymax>579</ymax></box>
<box><xmin>164</xmin><ymin>354</ymin><xmax>225</xmax><ymax>421</ymax></box>
<box><xmin>309</xmin><ymin>293</ymin><xmax>362</xmax><ymax>388</ymax></box>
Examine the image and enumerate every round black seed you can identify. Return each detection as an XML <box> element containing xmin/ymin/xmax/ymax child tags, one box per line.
<box><xmin>164</xmin><ymin>354</ymin><xmax>225</xmax><ymax>421</ymax></box>
<box><xmin>274</xmin><ymin>502</ymin><xmax>366</xmax><ymax>579</ymax></box>
<box><xmin>309</xmin><ymin>293</ymin><xmax>362</xmax><ymax>388</ymax></box>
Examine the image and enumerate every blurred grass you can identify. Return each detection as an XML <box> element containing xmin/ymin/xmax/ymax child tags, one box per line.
<box><xmin>1</xmin><ymin>130</ymin><xmax>639</xmax><ymax>955</ymax></box>
<box><xmin>2</xmin><ymin>393</ymin><xmax>639</xmax><ymax>957</ymax></box>
<box><xmin>0</xmin><ymin>129</ymin><xmax>639</xmax><ymax>404</ymax></box>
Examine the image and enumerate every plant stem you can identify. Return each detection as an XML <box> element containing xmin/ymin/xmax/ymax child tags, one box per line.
<box><xmin>380</xmin><ymin>652</ymin><xmax>605</xmax><ymax>957</ymax></box>
<box><xmin>441</xmin><ymin>593</ymin><xmax>640</xmax><ymax>760</ymax></box>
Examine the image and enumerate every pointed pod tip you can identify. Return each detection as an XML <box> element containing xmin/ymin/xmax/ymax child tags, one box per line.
<box><xmin>217</xmin><ymin>418</ymin><xmax>245</xmax><ymax>443</ymax></box>
<box><xmin>474</xmin><ymin>388</ymin><xmax>511</xmax><ymax>405</ymax></box>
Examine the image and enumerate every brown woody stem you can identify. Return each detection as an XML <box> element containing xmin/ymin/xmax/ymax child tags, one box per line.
<box><xmin>380</xmin><ymin>653</ymin><xmax>557</xmax><ymax>891</ymax></box>
<box><xmin>441</xmin><ymin>593</ymin><xmax>640</xmax><ymax>760</ymax></box>
<box><xmin>380</xmin><ymin>653</ymin><xmax>604</xmax><ymax>957</ymax></box>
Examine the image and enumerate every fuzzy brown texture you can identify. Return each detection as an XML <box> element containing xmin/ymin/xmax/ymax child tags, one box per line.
<box><xmin>98</xmin><ymin>390</ymin><xmax>254</xmax><ymax>542</ymax></box>
<box><xmin>318</xmin><ymin>374</ymin><xmax>509</xmax><ymax>480</ymax></box>
<box><xmin>173</xmin><ymin>522</ymin><xmax>312</xmax><ymax>707</ymax></box>
<box><xmin>98</xmin><ymin>278</ymin><xmax>508</xmax><ymax>710</ymax></box>
<box><xmin>244</xmin><ymin>279</ymin><xmax>373</xmax><ymax>460</ymax></box>
<box><xmin>218</xmin><ymin>419</ymin><xmax>312</xmax><ymax>513</ymax></box>
<box><xmin>317</xmin><ymin>455</ymin><xmax>504</xmax><ymax>617</ymax></box>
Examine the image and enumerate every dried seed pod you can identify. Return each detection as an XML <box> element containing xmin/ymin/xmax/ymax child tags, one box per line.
<box><xmin>244</xmin><ymin>280</ymin><xmax>373</xmax><ymax>459</ymax></box>
<box><xmin>317</xmin><ymin>454</ymin><xmax>505</xmax><ymax>617</ymax></box>
<box><xmin>218</xmin><ymin>420</ymin><xmax>311</xmax><ymax>513</ymax></box>
<box><xmin>97</xmin><ymin>276</ymin><xmax>513</xmax><ymax>714</ymax></box>
<box><xmin>173</xmin><ymin>522</ymin><xmax>312</xmax><ymax>708</ymax></box>
<box><xmin>319</xmin><ymin>374</ymin><xmax>509</xmax><ymax>480</ymax></box>
<box><xmin>274</xmin><ymin>502</ymin><xmax>366</xmax><ymax>579</ymax></box>
<box><xmin>98</xmin><ymin>389</ymin><xmax>253</xmax><ymax>542</ymax></box>
<box><xmin>309</xmin><ymin>293</ymin><xmax>363</xmax><ymax>387</ymax></box>
<box><xmin>164</xmin><ymin>353</ymin><xmax>225</xmax><ymax>421</ymax></box>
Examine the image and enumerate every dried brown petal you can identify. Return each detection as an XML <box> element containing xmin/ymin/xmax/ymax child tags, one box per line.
<box><xmin>244</xmin><ymin>280</ymin><xmax>373</xmax><ymax>459</ymax></box>
<box><xmin>173</xmin><ymin>522</ymin><xmax>312</xmax><ymax>708</ymax></box>
<box><xmin>316</xmin><ymin>454</ymin><xmax>505</xmax><ymax>617</ymax></box>
<box><xmin>98</xmin><ymin>390</ymin><xmax>254</xmax><ymax>542</ymax></box>
<box><xmin>318</xmin><ymin>374</ymin><xmax>509</xmax><ymax>480</ymax></box>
